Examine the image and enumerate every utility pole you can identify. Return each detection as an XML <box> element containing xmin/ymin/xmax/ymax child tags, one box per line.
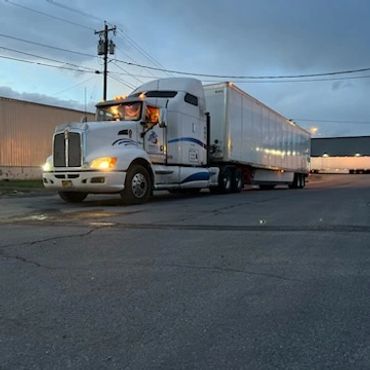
<box><xmin>95</xmin><ymin>22</ymin><xmax>116</xmax><ymax>101</ymax></box>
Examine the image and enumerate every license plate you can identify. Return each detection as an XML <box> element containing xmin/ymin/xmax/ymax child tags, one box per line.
<box><xmin>62</xmin><ymin>180</ymin><xmax>73</xmax><ymax>188</ymax></box>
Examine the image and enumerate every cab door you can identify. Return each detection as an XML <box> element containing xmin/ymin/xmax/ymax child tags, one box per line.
<box><xmin>143</xmin><ymin>105</ymin><xmax>166</xmax><ymax>164</ymax></box>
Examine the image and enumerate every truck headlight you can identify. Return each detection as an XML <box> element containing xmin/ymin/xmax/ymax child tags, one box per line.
<box><xmin>42</xmin><ymin>157</ymin><xmax>52</xmax><ymax>172</ymax></box>
<box><xmin>90</xmin><ymin>157</ymin><xmax>117</xmax><ymax>170</ymax></box>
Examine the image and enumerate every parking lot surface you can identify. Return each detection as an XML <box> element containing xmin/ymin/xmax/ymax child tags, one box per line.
<box><xmin>1</xmin><ymin>174</ymin><xmax>370</xmax><ymax>369</ymax></box>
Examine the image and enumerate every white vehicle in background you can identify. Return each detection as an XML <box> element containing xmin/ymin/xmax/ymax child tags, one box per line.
<box><xmin>42</xmin><ymin>78</ymin><xmax>310</xmax><ymax>204</ymax></box>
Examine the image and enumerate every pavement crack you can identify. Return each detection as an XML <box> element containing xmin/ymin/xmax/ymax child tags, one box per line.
<box><xmin>0</xmin><ymin>250</ymin><xmax>55</xmax><ymax>269</ymax></box>
<box><xmin>0</xmin><ymin>227</ymin><xmax>99</xmax><ymax>250</ymax></box>
<box><xmin>160</xmin><ymin>262</ymin><xmax>302</xmax><ymax>282</ymax></box>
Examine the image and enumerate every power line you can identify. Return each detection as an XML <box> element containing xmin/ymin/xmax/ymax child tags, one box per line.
<box><xmin>0</xmin><ymin>54</ymin><xmax>98</xmax><ymax>74</ymax></box>
<box><xmin>0</xmin><ymin>46</ymin><xmax>94</xmax><ymax>71</ymax></box>
<box><xmin>108</xmin><ymin>70</ymin><xmax>370</xmax><ymax>84</ymax></box>
<box><xmin>114</xmin><ymin>42</ymin><xmax>164</xmax><ymax>80</ymax></box>
<box><xmin>44</xmin><ymin>0</ymin><xmax>172</xmax><ymax>76</ymax></box>
<box><xmin>115</xmin><ymin>28</ymin><xmax>172</xmax><ymax>77</ymax></box>
<box><xmin>110</xmin><ymin>61</ymin><xmax>144</xmax><ymax>84</ymax></box>
<box><xmin>3</xmin><ymin>31</ymin><xmax>370</xmax><ymax>82</ymax></box>
<box><xmin>0</xmin><ymin>32</ymin><xmax>97</xmax><ymax>59</ymax></box>
<box><xmin>45</xmin><ymin>0</ymin><xmax>102</xmax><ymax>22</ymax></box>
<box><xmin>111</xmin><ymin>58</ymin><xmax>370</xmax><ymax>80</ymax></box>
<box><xmin>50</xmin><ymin>76</ymin><xmax>97</xmax><ymax>96</ymax></box>
<box><xmin>227</xmin><ymin>75</ymin><xmax>370</xmax><ymax>84</ymax></box>
<box><xmin>108</xmin><ymin>74</ymin><xmax>135</xmax><ymax>90</ymax></box>
<box><xmin>293</xmin><ymin>118</ymin><xmax>370</xmax><ymax>124</ymax></box>
<box><xmin>4</xmin><ymin>0</ymin><xmax>94</xmax><ymax>31</ymax></box>
<box><xmin>3</xmin><ymin>37</ymin><xmax>370</xmax><ymax>86</ymax></box>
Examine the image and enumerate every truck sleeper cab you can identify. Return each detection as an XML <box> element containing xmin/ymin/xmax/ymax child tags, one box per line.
<box><xmin>43</xmin><ymin>78</ymin><xmax>220</xmax><ymax>203</ymax></box>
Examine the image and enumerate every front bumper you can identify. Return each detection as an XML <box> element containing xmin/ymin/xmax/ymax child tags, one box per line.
<box><xmin>43</xmin><ymin>170</ymin><xmax>126</xmax><ymax>193</ymax></box>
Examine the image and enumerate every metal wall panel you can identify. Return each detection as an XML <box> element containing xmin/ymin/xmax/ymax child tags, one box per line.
<box><xmin>0</xmin><ymin>98</ymin><xmax>94</xmax><ymax>167</ymax></box>
<box><xmin>311</xmin><ymin>137</ymin><xmax>370</xmax><ymax>157</ymax></box>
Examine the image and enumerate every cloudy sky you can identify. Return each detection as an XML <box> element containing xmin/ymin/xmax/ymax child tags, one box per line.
<box><xmin>1</xmin><ymin>0</ymin><xmax>370</xmax><ymax>137</ymax></box>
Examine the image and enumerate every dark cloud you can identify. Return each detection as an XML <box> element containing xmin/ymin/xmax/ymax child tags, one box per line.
<box><xmin>1</xmin><ymin>0</ymin><xmax>370</xmax><ymax>137</ymax></box>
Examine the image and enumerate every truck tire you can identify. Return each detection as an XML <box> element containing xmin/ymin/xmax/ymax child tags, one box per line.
<box><xmin>121</xmin><ymin>164</ymin><xmax>152</xmax><ymax>204</ymax></box>
<box><xmin>232</xmin><ymin>168</ymin><xmax>244</xmax><ymax>193</ymax></box>
<box><xmin>289</xmin><ymin>173</ymin><xmax>299</xmax><ymax>189</ymax></box>
<box><xmin>58</xmin><ymin>191</ymin><xmax>88</xmax><ymax>203</ymax></box>
<box><xmin>217</xmin><ymin>167</ymin><xmax>233</xmax><ymax>193</ymax></box>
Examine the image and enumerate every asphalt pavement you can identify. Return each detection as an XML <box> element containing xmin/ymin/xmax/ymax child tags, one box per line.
<box><xmin>1</xmin><ymin>174</ymin><xmax>370</xmax><ymax>369</ymax></box>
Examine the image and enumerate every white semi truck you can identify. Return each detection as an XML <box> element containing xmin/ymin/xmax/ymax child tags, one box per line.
<box><xmin>42</xmin><ymin>78</ymin><xmax>310</xmax><ymax>204</ymax></box>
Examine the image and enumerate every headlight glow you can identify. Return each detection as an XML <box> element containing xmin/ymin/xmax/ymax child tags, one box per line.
<box><xmin>90</xmin><ymin>157</ymin><xmax>117</xmax><ymax>170</ymax></box>
<box><xmin>42</xmin><ymin>161</ymin><xmax>52</xmax><ymax>172</ymax></box>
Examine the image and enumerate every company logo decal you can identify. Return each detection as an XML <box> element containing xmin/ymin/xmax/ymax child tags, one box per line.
<box><xmin>148</xmin><ymin>131</ymin><xmax>158</xmax><ymax>144</ymax></box>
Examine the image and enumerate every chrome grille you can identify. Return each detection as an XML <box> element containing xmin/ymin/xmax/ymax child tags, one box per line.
<box><xmin>53</xmin><ymin>132</ymin><xmax>82</xmax><ymax>167</ymax></box>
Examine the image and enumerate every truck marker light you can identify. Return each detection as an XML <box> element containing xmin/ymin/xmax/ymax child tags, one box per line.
<box><xmin>90</xmin><ymin>157</ymin><xmax>117</xmax><ymax>170</ymax></box>
<box><xmin>114</xmin><ymin>95</ymin><xmax>127</xmax><ymax>100</ymax></box>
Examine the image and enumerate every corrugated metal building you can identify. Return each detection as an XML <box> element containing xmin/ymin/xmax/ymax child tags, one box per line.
<box><xmin>311</xmin><ymin>136</ymin><xmax>370</xmax><ymax>173</ymax></box>
<box><xmin>0</xmin><ymin>97</ymin><xmax>94</xmax><ymax>179</ymax></box>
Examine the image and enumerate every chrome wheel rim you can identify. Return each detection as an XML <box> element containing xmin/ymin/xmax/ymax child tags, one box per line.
<box><xmin>131</xmin><ymin>173</ymin><xmax>148</xmax><ymax>198</ymax></box>
<box><xmin>223</xmin><ymin>175</ymin><xmax>231</xmax><ymax>190</ymax></box>
<box><xmin>237</xmin><ymin>176</ymin><xmax>242</xmax><ymax>189</ymax></box>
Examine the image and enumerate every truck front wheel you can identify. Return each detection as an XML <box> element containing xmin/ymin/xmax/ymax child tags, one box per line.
<box><xmin>121</xmin><ymin>164</ymin><xmax>152</xmax><ymax>204</ymax></box>
<box><xmin>58</xmin><ymin>191</ymin><xmax>88</xmax><ymax>203</ymax></box>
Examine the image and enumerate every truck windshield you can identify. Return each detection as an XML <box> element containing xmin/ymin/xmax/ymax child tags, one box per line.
<box><xmin>97</xmin><ymin>102</ymin><xmax>142</xmax><ymax>121</ymax></box>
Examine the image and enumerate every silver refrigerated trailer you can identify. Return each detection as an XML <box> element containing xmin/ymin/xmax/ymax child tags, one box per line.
<box><xmin>43</xmin><ymin>78</ymin><xmax>310</xmax><ymax>203</ymax></box>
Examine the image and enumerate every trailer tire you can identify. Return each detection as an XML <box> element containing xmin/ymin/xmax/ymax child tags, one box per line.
<box><xmin>232</xmin><ymin>168</ymin><xmax>244</xmax><ymax>193</ymax></box>
<box><xmin>301</xmin><ymin>175</ymin><xmax>306</xmax><ymax>189</ymax></box>
<box><xmin>289</xmin><ymin>173</ymin><xmax>299</xmax><ymax>189</ymax></box>
<box><xmin>121</xmin><ymin>164</ymin><xmax>152</xmax><ymax>204</ymax></box>
<box><xmin>217</xmin><ymin>167</ymin><xmax>233</xmax><ymax>193</ymax></box>
<box><xmin>58</xmin><ymin>191</ymin><xmax>88</xmax><ymax>203</ymax></box>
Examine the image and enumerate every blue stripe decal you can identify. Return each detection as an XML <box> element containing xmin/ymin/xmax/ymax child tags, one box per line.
<box><xmin>168</xmin><ymin>137</ymin><xmax>207</xmax><ymax>149</ymax></box>
<box><xmin>181</xmin><ymin>172</ymin><xmax>210</xmax><ymax>184</ymax></box>
<box><xmin>112</xmin><ymin>138</ymin><xmax>138</xmax><ymax>146</ymax></box>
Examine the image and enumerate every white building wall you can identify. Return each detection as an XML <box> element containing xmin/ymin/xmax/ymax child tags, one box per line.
<box><xmin>311</xmin><ymin>156</ymin><xmax>370</xmax><ymax>173</ymax></box>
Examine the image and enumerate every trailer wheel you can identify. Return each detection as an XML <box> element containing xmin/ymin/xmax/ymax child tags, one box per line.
<box><xmin>289</xmin><ymin>173</ymin><xmax>299</xmax><ymax>189</ymax></box>
<box><xmin>58</xmin><ymin>191</ymin><xmax>88</xmax><ymax>203</ymax></box>
<box><xmin>232</xmin><ymin>168</ymin><xmax>244</xmax><ymax>193</ymax></box>
<box><xmin>121</xmin><ymin>164</ymin><xmax>152</xmax><ymax>204</ymax></box>
<box><xmin>300</xmin><ymin>175</ymin><xmax>306</xmax><ymax>189</ymax></box>
<box><xmin>217</xmin><ymin>167</ymin><xmax>233</xmax><ymax>193</ymax></box>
